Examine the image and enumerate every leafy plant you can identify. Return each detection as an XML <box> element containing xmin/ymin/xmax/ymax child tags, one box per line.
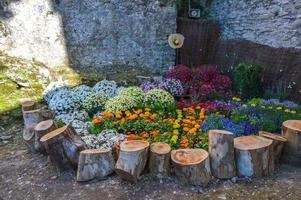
<box><xmin>234</xmin><ymin>63</ymin><xmax>263</xmax><ymax>99</ymax></box>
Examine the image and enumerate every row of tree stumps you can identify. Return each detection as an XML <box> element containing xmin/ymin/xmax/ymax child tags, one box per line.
<box><xmin>21</xmin><ymin>100</ymin><xmax>301</xmax><ymax>186</ymax></box>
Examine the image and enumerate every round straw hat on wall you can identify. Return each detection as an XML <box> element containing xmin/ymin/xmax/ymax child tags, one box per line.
<box><xmin>168</xmin><ymin>33</ymin><xmax>185</xmax><ymax>49</ymax></box>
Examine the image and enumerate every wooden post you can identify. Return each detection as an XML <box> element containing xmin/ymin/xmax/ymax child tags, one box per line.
<box><xmin>282</xmin><ymin>120</ymin><xmax>301</xmax><ymax>165</ymax></box>
<box><xmin>171</xmin><ymin>149</ymin><xmax>211</xmax><ymax>186</ymax></box>
<box><xmin>208</xmin><ymin>130</ymin><xmax>236</xmax><ymax>179</ymax></box>
<box><xmin>34</xmin><ymin>120</ymin><xmax>57</xmax><ymax>154</ymax></box>
<box><xmin>259</xmin><ymin>131</ymin><xmax>287</xmax><ymax>166</ymax></box>
<box><xmin>148</xmin><ymin>142</ymin><xmax>171</xmax><ymax>177</ymax></box>
<box><xmin>115</xmin><ymin>140</ymin><xmax>149</xmax><ymax>183</ymax></box>
<box><xmin>77</xmin><ymin>149</ymin><xmax>115</xmax><ymax>182</ymax></box>
<box><xmin>234</xmin><ymin>135</ymin><xmax>274</xmax><ymax>178</ymax></box>
<box><xmin>40</xmin><ymin>125</ymin><xmax>87</xmax><ymax>171</ymax></box>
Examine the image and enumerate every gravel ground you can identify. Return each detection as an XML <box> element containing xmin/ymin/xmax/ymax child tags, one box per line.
<box><xmin>0</xmin><ymin>120</ymin><xmax>301</xmax><ymax>200</ymax></box>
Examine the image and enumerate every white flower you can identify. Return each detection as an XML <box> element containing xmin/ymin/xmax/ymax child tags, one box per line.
<box><xmin>73</xmin><ymin>85</ymin><xmax>93</xmax><ymax>103</ymax></box>
<box><xmin>48</xmin><ymin>89</ymin><xmax>80</xmax><ymax>114</ymax></box>
<box><xmin>92</xmin><ymin>80</ymin><xmax>121</xmax><ymax>98</ymax></box>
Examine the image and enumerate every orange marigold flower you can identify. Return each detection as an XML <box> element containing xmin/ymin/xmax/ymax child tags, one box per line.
<box><xmin>194</xmin><ymin>124</ymin><xmax>201</xmax><ymax>129</ymax></box>
<box><xmin>144</xmin><ymin>111</ymin><xmax>150</xmax><ymax>116</ymax></box>
<box><xmin>121</xmin><ymin>118</ymin><xmax>126</xmax><ymax>124</ymax></box>
<box><xmin>183</xmin><ymin>119</ymin><xmax>191</xmax><ymax>124</ymax></box>
<box><xmin>183</xmin><ymin>127</ymin><xmax>190</xmax><ymax>132</ymax></box>
<box><xmin>135</xmin><ymin>109</ymin><xmax>143</xmax><ymax>114</ymax></box>
<box><xmin>150</xmin><ymin>113</ymin><xmax>157</xmax><ymax>119</ymax></box>
<box><xmin>151</xmin><ymin>130</ymin><xmax>159</xmax><ymax>137</ymax></box>
<box><xmin>128</xmin><ymin>114</ymin><xmax>138</xmax><ymax>120</ymax></box>
<box><xmin>92</xmin><ymin>117</ymin><xmax>102</xmax><ymax>125</ymax></box>
<box><xmin>127</xmin><ymin>134</ymin><xmax>138</xmax><ymax>141</ymax></box>
<box><xmin>188</xmin><ymin>128</ymin><xmax>197</xmax><ymax>135</ymax></box>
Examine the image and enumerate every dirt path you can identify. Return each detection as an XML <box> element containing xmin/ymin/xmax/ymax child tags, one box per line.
<box><xmin>1</xmin><ymin>121</ymin><xmax>301</xmax><ymax>200</ymax></box>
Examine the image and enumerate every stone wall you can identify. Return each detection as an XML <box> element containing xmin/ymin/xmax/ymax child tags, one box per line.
<box><xmin>0</xmin><ymin>0</ymin><xmax>176</xmax><ymax>74</ymax></box>
<box><xmin>210</xmin><ymin>0</ymin><xmax>301</xmax><ymax>48</ymax></box>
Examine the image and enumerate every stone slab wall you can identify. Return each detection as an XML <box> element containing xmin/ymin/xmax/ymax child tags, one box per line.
<box><xmin>210</xmin><ymin>0</ymin><xmax>301</xmax><ymax>48</ymax></box>
<box><xmin>0</xmin><ymin>0</ymin><xmax>176</xmax><ymax>74</ymax></box>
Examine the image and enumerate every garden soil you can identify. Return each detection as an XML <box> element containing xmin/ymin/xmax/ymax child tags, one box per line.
<box><xmin>1</xmin><ymin>119</ymin><xmax>301</xmax><ymax>200</ymax></box>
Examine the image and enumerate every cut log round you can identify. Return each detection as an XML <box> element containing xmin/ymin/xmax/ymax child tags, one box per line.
<box><xmin>234</xmin><ymin>135</ymin><xmax>274</xmax><ymax>178</ymax></box>
<box><xmin>115</xmin><ymin>140</ymin><xmax>149</xmax><ymax>183</ymax></box>
<box><xmin>259</xmin><ymin>131</ymin><xmax>287</xmax><ymax>166</ymax></box>
<box><xmin>171</xmin><ymin>149</ymin><xmax>211</xmax><ymax>186</ymax></box>
<box><xmin>40</xmin><ymin>125</ymin><xmax>87</xmax><ymax>171</ymax></box>
<box><xmin>21</xmin><ymin>99</ymin><xmax>35</xmax><ymax>112</ymax></box>
<box><xmin>208</xmin><ymin>130</ymin><xmax>236</xmax><ymax>179</ymax></box>
<box><xmin>77</xmin><ymin>148</ymin><xmax>115</xmax><ymax>182</ymax></box>
<box><xmin>23</xmin><ymin>109</ymin><xmax>45</xmax><ymax>153</ymax></box>
<box><xmin>281</xmin><ymin>120</ymin><xmax>301</xmax><ymax>165</ymax></box>
<box><xmin>34</xmin><ymin>120</ymin><xmax>57</xmax><ymax>154</ymax></box>
<box><xmin>148</xmin><ymin>142</ymin><xmax>171</xmax><ymax>177</ymax></box>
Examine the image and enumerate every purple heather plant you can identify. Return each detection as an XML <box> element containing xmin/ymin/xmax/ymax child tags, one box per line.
<box><xmin>140</xmin><ymin>78</ymin><xmax>184</xmax><ymax>97</ymax></box>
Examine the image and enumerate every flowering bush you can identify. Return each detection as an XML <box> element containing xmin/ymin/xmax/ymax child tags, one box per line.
<box><xmin>118</xmin><ymin>86</ymin><xmax>145</xmax><ymax>105</ymax></box>
<box><xmin>92</xmin><ymin>80</ymin><xmax>121</xmax><ymax>98</ymax></box>
<box><xmin>201</xmin><ymin>114</ymin><xmax>260</xmax><ymax>137</ymax></box>
<box><xmin>104</xmin><ymin>95</ymin><xmax>137</xmax><ymax>113</ymax></box>
<box><xmin>83</xmin><ymin>92</ymin><xmax>109</xmax><ymax>115</ymax></box>
<box><xmin>259</xmin><ymin>99</ymin><xmax>299</xmax><ymax>109</ymax></box>
<box><xmin>82</xmin><ymin>129</ymin><xmax>126</xmax><ymax>150</ymax></box>
<box><xmin>73</xmin><ymin>85</ymin><xmax>93</xmax><ymax>102</ymax></box>
<box><xmin>166</xmin><ymin>65</ymin><xmax>233</xmax><ymax>101</ymax></box>
<box><xmin>48</xmin><ymin>89</ymin><xmax>80</xmax><ymax>114</ymax></box>
<box><xmin>140</xmin><ymin>78</ymin><xmax>184</xmax><ymax>97</ymax></box>
<box><xmin>145</xmin><ymin>89</ymin><xmax>176</xmax><ymax>111</ymax></box>
<box><xmin>43</xmin><ymin>81</ymin><xmax>71</xmax><ymax>103</ymax></box>
<box><xmin>167</xmin><ymin>64</ymin><xmax>192</xmax><ymax>84</ymax></box>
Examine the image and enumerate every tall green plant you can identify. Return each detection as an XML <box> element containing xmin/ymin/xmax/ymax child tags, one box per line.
<box><xmin>234</xmin><ymin>63</ymin><xmax>263</xmax><ymax>99</ymax></box>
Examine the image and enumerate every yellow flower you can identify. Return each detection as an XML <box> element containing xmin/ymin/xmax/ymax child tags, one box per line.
<box><xmin>276</xmin><ymin>106</ymin><xmax>282</xmax><ymax>110</ymax></box>
<box><xmin>173</xmin><ymin>124</ymin><xmax>180</xmax><ymax>129</ymax></box>
<box><xmin>284</xmin><ymin>109</ymin><xmax>290</xmax><ymax>113</ymax></box>
<box><xmin>173</xmin><ymin>130</ymin><xmax>179</xmax><ymax>135</ymax></box>
<box><xmin>261</xmin><ymin>106</ymin><xmax>266</xmax><ymax>109</ymax></box>
<box><xmin>145</xmin><ymin>108</ymin><xmax>151</xmax><ymax>112</ymax></box>
<box><xmin>268</xmin><ymin>106</ymin><xmax>273</xmax><ymax>109</ymax></box>
<box><xmin>170</xmin><ymin>135</ymin><xmax>178</xmax><ymax>143</ymax></box>
<box><xmin>291</xmin><ymin>110</ymin><xmax>297</xmax><ymax>114</ymax></box>
<box><xmin>242</xmin><ymin>104</ymin><xmax>247</xmax><ymax>108</ymax></box>
<box><xmin>232</xmin><ymin>97</ymin><xmax>241</xmax><ymax>102</ymax></box>
<box><xmin>251</xmin><ymin>104</ymin><xmax>256</xmax><ymax>107</ymax></box>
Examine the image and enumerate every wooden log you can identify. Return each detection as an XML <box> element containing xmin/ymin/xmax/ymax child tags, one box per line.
<box><xmin>21</xmin><ymin>99</ymin><xmax>35</xmax><ymax>112</ymax></box>
<box><xmin>40</xmin><ymin>125</ymin><xmax>87</xmax><ymax>171</ymax></box>
<box><xmin>259</xmin><ymin>131</ymin><xmax>287</xmax><ymax>166</ymax></box>
<box><xmin>281</xmin><ymin>120</ymin><xmax>301</xmax><ymax>165</ymax></box>
<box><xmin>34</xmin><ymin>120</ymin><xmax>57</xmax><ymax>154</ymax></box>
<box><xmin>115</xmin><ymin>140</ymin><xmax>149</xmax><ymax>183</ymax></box>
<box><xmin>234</xmin><ymin>136</ymin><xmax>274</xmax><ymax>178</ymax></box>
<box><xmin>208</xmin><ymin>130</ymin><xmax>236</xmax><ymax>179</ymax></box>
<box><xmin>148</xmin><ymin>142</ymin><xmax>171</xmax><ymax>177</ymax></box>
<box><xmin>171</xmin><ymin>149</ymin><xmax>211</xmax><ymax>186</ymax></box>
<box><xmin>23</xmin><ymin>109</ymin><xmax>44</xmax><ymax>153</ymax></box>
<box><xmin>77</xmin><ymin>149</ymin><xmax>115</xmax><ymax>182</ymax></box>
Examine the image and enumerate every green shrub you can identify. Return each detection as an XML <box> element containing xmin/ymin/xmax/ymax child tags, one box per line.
<box><xmin>145</xmin><ymin>89</ymin><xmax>176</xmax><ymax>111</ymax></box>
<box><xmin>234</xmin><ymin>63</ymin><xmax>263</xmax><ymax>99</ymax></box>
<box><xmin>104</xmin><ymin>95</ymin><xmax>137</xmax><ymax>113</ymax></box>
<box><xmin>118</xmin><ymin>86</ymin><xmax>145</xmax><ymax>105</ymax></box>
<box><xmin>83</xmin><ymin>93</ymin><xmax>109</xmax><ymax>114</ymax></box>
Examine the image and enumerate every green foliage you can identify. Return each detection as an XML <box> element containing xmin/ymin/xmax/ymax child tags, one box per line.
<box><xmin>263</xmin><ymin>82</ymin><xmax>289</xmax><ymax>101</ymax></box>
<box><xmin>55</xmin><ymin>118</ymin><xmax>66</xmax><ymax>128</ymax></box>
<box><xmin>105</xmin><ymin>95</ymin><xmax>137</xmax><ymax>113</ymax></box>
<box><xmin>234</xmin><ymin>63</ymin><xmax>263</xmax><ymax>99</ymax></box>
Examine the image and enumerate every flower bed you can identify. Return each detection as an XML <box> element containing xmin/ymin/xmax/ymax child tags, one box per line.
<box><xmin>42</xmin><ymin>64</ymin><xmax>301</xmax><ymax>151</ymax></box>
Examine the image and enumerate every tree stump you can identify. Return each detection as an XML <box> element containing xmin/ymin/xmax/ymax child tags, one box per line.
<box><xmin>282</xmin><ymin>120</ymin><xmax>301</xmax><ymax>165</ymax></box>
<box><xmin>234</xmin><ymin>136</ymin><xmax>274</xmax><ymax>178</ymax></box>
<box><xmin>259</xmin><ymin>131</ymin><xmax>287</xmax><ymax>166</ymax></box>
<box><xmin>34</xmin><ymin>120</ymin><xmax>57</xmax><ymax>154</ymax></box>
<box><xmin>171</xmin><ymin>149</ymin><xmax>211</xmax><ymax>186</ymax></box>
<box><xmin>23</xmin><ymin>109</ymin><xmax>45</xmax><ymax>153</ymax></box>
<box><xmin>148</xmin><ymin>142</ymin><xmax>171</xmax><ymax>177</ymax></box>
<box><xmin>208</xmin><ymin>130</ymin><xmax>236</xmax><ymax>179</ymax></box>
<box><xmin>40</xmin><ymin>125</ymin><xmax>87</xmax><ymax>171</ymax></box>
<box><xmin>77</xmin><ymin>149</ymin><xmax>115</xmax><ymax>182</ymax></box>
<box><xmin>115</xmin><ymin>140</ymin><xmax>149</xmax><ymax>183</ymax></box>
